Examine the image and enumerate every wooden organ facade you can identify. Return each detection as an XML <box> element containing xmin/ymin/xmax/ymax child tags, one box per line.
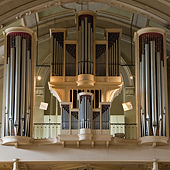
<box><xmin>48</xmin><ymin>10</ymin><xmax>123</xmax><ymax>142</ymax></box>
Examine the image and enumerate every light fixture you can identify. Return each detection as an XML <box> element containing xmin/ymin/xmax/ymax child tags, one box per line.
<box><xmin>130</xmin><ymin>76</ymin><xmax>133</xmax><ymax>79</ymax></box>
<box><xmin>122</xmin><ymin>101</ymin><xmax>133</xmax><ymax>111</ymax></box>
<box><xmin>37</xmin><ymin>76</ymin><xmax>41</xmax><ymax>80</ymax></box>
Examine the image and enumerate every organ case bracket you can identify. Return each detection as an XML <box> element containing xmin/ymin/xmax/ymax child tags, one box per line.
<box><xmin>134</xmin><ymin>27</ymin><xmax>169</xmax><ymax>146</ymax></box>
<box><xmin>2</xmin><ymin>27</ymin><xmax>37</xmax><ymax>146</ymax></box>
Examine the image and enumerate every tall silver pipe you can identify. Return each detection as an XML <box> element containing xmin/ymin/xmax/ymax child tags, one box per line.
<box><xmin>113</xmin><ymin>43</ymin><xmax>115</xmax><ymax>75</ymax></box>
<box><xmin>51</xmin><ymin>35</ymin><xmax>54</xmax><ymax>75</ymax></box>
<box><xmin>82</xmin><ymin>97</ymin><xmax>84</xmax><ymax>128</ymax></box>
<box><xmin>141</xmin><ymin>54</ymin><xmax>145</xmax><ymax>136</ymax></box>
<box><xmin>115</xmin><ymin>40</ymin><xmax>118</xmax><ymax>76</ymax></box>
<box><xmin>53</xmin><ymin>38</ymin><xmax>56</xmax><ymax>76</ymax></box>
<box><xmin>161</xmin><ymin>60</ymin><xmax>166</xmax><ymax>136</ymax></box>
<box><xmin>58</xmin><ymin>42</ymin><xmax>60</xmax><ymax>76</ymax></box>
<box><xmin>88</xmin><ymin>22</ymin><xmax>91</xmax><ymax>74</ymax></box>
<box><xmin>145</xmin><ymin>44</ymin><xmax>150</xmax><ymax>136</ymax></box>
<box><xmin>85</xmin><ymin>96</ymin><xmax>87</xmax><ymax>128</ymax></box>
<box><xmin>20</xmin><ymin>39</ymin><xmax>26</xmax><ymax>136</ymax></box>
<box><xmin>14</xmin><ymin>36</ymin><xmax>21</xmax><ymax>136</ymax></box>
<box><xmin>5</xmin><ymin>57</ymin><xmax>10</xmax><ymax>136</ymax></box>
<box><xmin>157</xmin><ymin>52</ymin><xmax>162</xmax><ymax>136</ymax></box>
<box><xmin>25</xmin><ymin>51</ymin><xmax>31</xmax><ymax>136</ymax></box>
<box><xmin>140</xmin><ymin>61</ymin><xmax>144</xmax><ymax>136</ymax></box>
<box><xmin>81</xmin><ymin>20</ymin><xmax>84</xmax><ymax>74</ymax></box>
<box><xmin>78</xmin><ymin>26</ymin><xmax>82</xmax><ymax>74</ymax></box>
<box><xmin>91</xmin><ymin>28</ymin><xmax>93</xmax><ymax>74</ymax></box>
<box><xmin>85</xmin><ymin>17</ymin><xmax>87</xmax><ymax>74</ymax></box>
<box><xmin>9</xmin><ymin>48</ymin><xmax>15</xmax><ymax>136</ymax></box>
<box><xmin>150</xmin><ymin>41</ymin><xmax>157</xmax><ymax>136</ymax></box>
<box><xmin>112</xmin><ymin>45</ymin><xmax>114</xmax><ymax>76</ymax></box>
<box><xmin>55</xmin><ymin>40</ymin><xmax>58</xmax><ymax>76</ymax></box>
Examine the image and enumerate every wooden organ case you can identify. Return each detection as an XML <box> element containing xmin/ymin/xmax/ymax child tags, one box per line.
<box><xmin>49</xmin><ymin>10</ymin><xmax>123</xmax><ymax>143</ymax></box>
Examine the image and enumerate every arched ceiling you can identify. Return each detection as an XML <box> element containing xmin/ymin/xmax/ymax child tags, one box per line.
<box><xmin>0</xmin><ymin>0</ymin><xmax>170</xmax><ymax>83</ymax></box>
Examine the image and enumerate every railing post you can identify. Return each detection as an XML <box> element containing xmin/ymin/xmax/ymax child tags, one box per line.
<box><xmin>152</xmin><ymin>159</ymin><xmax>159</xmax><ymax>170</ymax></box>
<box><xmin>13</xmin><ymin>158</ymin><xmax>19</xmax><ymax>170</ymax></box>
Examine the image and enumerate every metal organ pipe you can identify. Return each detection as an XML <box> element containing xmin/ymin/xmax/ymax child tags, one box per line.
<box><xmin>157</xmin><ymin>52</ymin><xmax>162</xmax><ymax>136</ymax></box>
<box><xmin>14</xmin><ymin>36</ymin><xmax>21</xmax><ymax>136</ymax></box>
<box><xmin>5</xmin><ymin>57</ymin><xmax>10</xmax><ymax>136</ymax></box>
<box><xmin>88</xmin><ymin>22</ymin><xmax>91</xmax><ymax>74</ymax></box>
<box><xmin>161</xmin><ymin>60</ymin><xmax>166</xmax><ymax>136</ymax></box>
<box><xmin>9</xmin><ymin>48</ymin><xmax>15</xmax><ymax>136</ymax></box>
<box><xmin>3</xmin><ymin>28</ymin><xmax>35</xmax><ymax>138</ymax></box>
<box><xmin>135</xmin><ymin>28</ymin><xmax>168</xmax><ymax>138</ymax></box>
<box><xmin>78</xmin><ymin>26</ymin><xmax>82</xmax><ymax>74</ymax></box>
<box><xmin>150</xmin><ymin>41</ymin><xmax>157</xmax><ymax>136</ymax></box>
<box><xmin>20</xmin><ymin>39</ymin><xmax>26</xmax><ymax>136</ymax></box>
<box><xmin>85</xmin><ymin>17</ymin><xmax>87</xmax><ymax>74</ymax></box>
<box><xmin>81</xmin><ymin>20</ymin><xmax>84</xmax><ymax>74</ymax></box>
<box><xmin>145</xmin><ymin>44</ymin><xmax>150</xmax><ymax>136</ymax></box>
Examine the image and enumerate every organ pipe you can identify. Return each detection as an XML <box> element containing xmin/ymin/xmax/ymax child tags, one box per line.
<box><xmin>145</xmin><ymin>44</ymin><xmax>150</xmax><ymax>136</ymax></box>
<box><xmin>134</xmin><ymin>28</ymin><xmax>168</xmax><ymax>137</ymax></box>
<box><xmin>77</xmin><ymin>11</ymin><xmax>95</xmax><ymax>75</ymax></box>
<box><xmin>108</xmin><ymin>33</ymin><xmax>120</xmax><ymax>76</ymax></box>
<box><xmin>3</xmin><ymin>27</ymin><xmax>36</xmax><ymax>138</ymax></box>
<box><xmin>79</xmin><ymin>92</ymin><xmax>93</xmax><ymax>129</ymax></box>
<box><xmin>20</xmin><ymin>39</ymin><xmax>26</xmax><ymax>136</ymax></box>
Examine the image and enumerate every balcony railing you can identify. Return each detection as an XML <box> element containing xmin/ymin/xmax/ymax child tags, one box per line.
<box><xmin>110</xmin><ymin>123</ymin><xmax>137</xmax><ymax>139</ymax></box>
<box><xmin>33</xmin><ymin>122</ymin><xmax>137</xmax><ymax>139</ymax></box>
<box><xmin>33</xmin><ymin>123</ymin><xmax>61</xmax><ymax>139</ymax></box>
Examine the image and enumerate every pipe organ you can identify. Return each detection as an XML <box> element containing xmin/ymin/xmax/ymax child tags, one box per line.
<box><xmin>49</xmin><ymin>10</ymin><xmax>122</xmax><ymax>142</ymax></box>
<box><xmin>134</xmin><ymin>27</ymin><xmax>168</xmax><ymax>139</ymax></box>
<box><xmin>3</xmin><ymin>27</ymin><xmax>36</xmax><ymax>140</ymax></box>
<box><xmin>77</xmin><ymin>12</ymin><xmax>94</xmax><ymax>75</ymax></box>
<box><xmin>51</xmin><ymin>32</ymin><xmax>64</xmax><ymax>76</ymax></box>
<box><xmin>79</xmin><ymin>92</ymin><xmax>92</xmax><ymax>129</ymax></box>
<box><xmin>108</xmin><ymin>33</ymin><xmax>120</xmax><ymax>76</ymax></box>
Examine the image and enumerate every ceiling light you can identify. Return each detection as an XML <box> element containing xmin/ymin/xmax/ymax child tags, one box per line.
<box><xmin>130</xmin><ymin>76</ymin><xmax>133</xmax><ymax>79</ymax></box>
<box><xmin>37</xmin><ymin>76</ymin><xmax>41</xmax><ymax>80</ymax></box>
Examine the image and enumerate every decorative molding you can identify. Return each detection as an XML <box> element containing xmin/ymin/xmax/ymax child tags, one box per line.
<box><xmin>125</xmin><ymin>86</ymin><xmax>135</xmax><ymax>96</ymax></box>
<box><xmin>35</xmin><ymin>87</ymin><xmax>44</xmax><ymax>96</ymax></box>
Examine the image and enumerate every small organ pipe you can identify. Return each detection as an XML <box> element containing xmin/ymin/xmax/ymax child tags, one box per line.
<box><xmin>91</xmin><ymin>28</ymin><xmax>93</xmax><ymax>74</ymax></box>
<box><xmin>82</xmin><ymin>97</ymin><xmax>84</xmax><ymax>128</ymax></box>
<box><xmin>161</xmin><ymin>60</ymin><xmax>166</xmax><ymax>136</ymax></box>
<box><xmin>157</xmin><ymin>52</ymin><xmax>162</xmax><ymax>136</ymax></box>
<box><xmin>150</xmin><ymin>41</ymin><xmax>157</xmax><ymax>136</ymax></box>
<box><xmin>115</xmin><ymin>40</ymin><xmax>118</xmax><ymax>76</ymax></box>
<box><xmin>20</xmin><ymin>39</ymin><xmax>26</xmax><ymax>136</ymax></box>
<box><xmin>81</xmin><ymin>20</ymin><xmax>84</xmax><ymax>74</ymax></box>
<box><xmin>9</xmin><ymin>48</ymin><xmax>15</xmax><ymax>136</ymax></box>
<box><xmin>54</xmin><ymin>38</ymin><xmax>56</xmax><ymax>75</ymax></box>
<box><xmin>85</xmin><ymin>17</ymin><xmax>87</xmax><ymax>74</ymax></box>
<box><xmin>78</xmin><ymin>26</ymin><xmax>82</xmax><ymax>74</ymax></box>
<box><xmin>145</xmin><ymin>44</ymin><xmax>150</xmax><ymax>136</ymax></box>
<box><xmin>113</xmin><ymin>43</ymin><xmax>116</xmax><ymax>75</ymax></box>
<box><xmin>85</xmin><ymin>96</ymin><xmax>87</xmax><ymax>128</ymax></box>
<box><xmin>14</xmin><ymin>36</ymin><xmax>21</xmax><ymax>136</ymax></box>
<box><xmin>88</xmin><ymin>22</ymin><xmax>91</xmax><ymax>74</ymax></box>
<box><xmin>51</xmin><ymin>35</ymin><xmax>54</xmax><ymax>75</ymax></box>
<box><xmin>112</xmin><ymin>45</ymin><xmax>114</xmax><ymax>76</ymax></box>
